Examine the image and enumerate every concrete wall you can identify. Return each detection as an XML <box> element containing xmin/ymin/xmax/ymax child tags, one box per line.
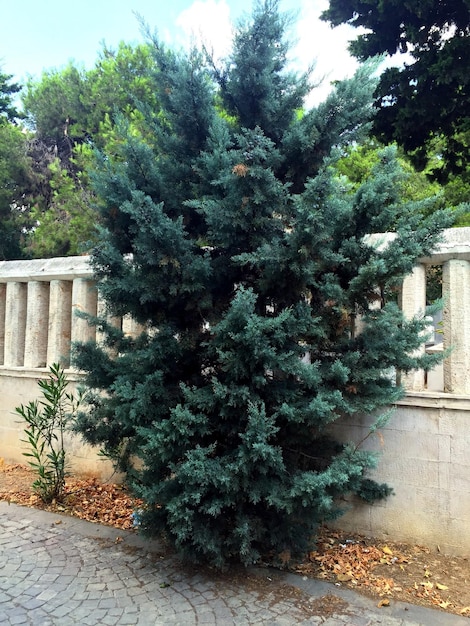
<box><xmin>1</xmin><ymin>231</ymin><xmax>470</xmax><ymax>553</ymax></box>
<box><xmin>0</xmin><ymin>368</ymin><xmax>116</xmax><ymax>481</ymax></box>
<box><xmin>329</xmin><ymin>393</ymin><xmax>470</xmax><ymax>556</ymax></box>
<box><xmin>0</xmin><ymin>257</ymin><xmax>116</xmax><ymax>481</ymax></box>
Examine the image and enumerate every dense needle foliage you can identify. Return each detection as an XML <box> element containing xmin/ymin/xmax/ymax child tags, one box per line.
<box><xmin>74</xmin><ymin>0</ymin><xmax>453</xmax><ymax>567</ymax></box>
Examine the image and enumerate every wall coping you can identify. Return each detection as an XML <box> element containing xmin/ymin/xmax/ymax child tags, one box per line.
<box><xmin>0</xmin><ymin>256</ymin><xmax>93</xmax><ymax>282</ymax></box>
<box><xmin>366</xmin><ymin>226</ymin><xmax>470</xmax><ymax>264</ymax></box>
<box><xmin>397</xmin><ymin>391</ymin><xmax>470</xmax><ymax>410</ymax></box>
<box><xmin>0</xmin><ymin>367</ymin><xmax>83</xmax><ymax>382</ymax></box>
<box><xmin>1</xmin><ymin>227</ymin><xmax>469</xmax><ymax>283</ymax></box>
<box><xmin>1</xmin><ymin>366</ymin><xmax>468</xmax><ymax>410</ymax></box>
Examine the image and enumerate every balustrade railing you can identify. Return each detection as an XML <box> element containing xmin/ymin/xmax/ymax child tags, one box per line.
<box><xmin>1</xmin><ymin>226</ymin><xmax>470</xmax><ymax>395</ymax></box>
<box><xmin>400</xmin><ymin>227</ymin><xmax>470</xmax><ymax>394</ymax></box>
<box><xmin>0</xmin><ymin>257</ymin><xmax>96</xmax><ymax>369</ymax></box>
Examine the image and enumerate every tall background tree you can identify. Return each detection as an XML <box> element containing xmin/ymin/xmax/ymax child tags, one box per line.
<box><xmin>18</xmin><ymin>42</ymin><xmax>159</xmax><ymax>257</ymax></box>
<box><xmin>0</xmin><ymin>69</ymin><xmax>30</xmax><ymax>259</ymax></box>
<box><xmin>322</xmin><ymin>0</ymin><xmax>470</xmax><ymax>222</ymax></box>
<box><xmin>73</xmin><ymin>0</ymin><xmax>453</xmax><ymax>567</ymax></box>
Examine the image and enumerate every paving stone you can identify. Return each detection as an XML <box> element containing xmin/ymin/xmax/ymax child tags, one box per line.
<box><xmin>0</xmin><ymin>501</ymin><xmax>468</xmax><ymax>626</ymax></box>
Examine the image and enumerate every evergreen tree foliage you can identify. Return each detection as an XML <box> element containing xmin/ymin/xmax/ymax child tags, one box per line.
<box><xmin>0</xmin><ymin>127</ymin><xmax>30</xmax><ymax>259</ymax></box>
<box><xmin>0</xmin><ymin>69</ymin><xmax>22</xmax><ymax>124</ymax></box>
<box><xmin>74</xmin><ymin>0</ymin><xmax>453</xmax><ymax>567</ymax></box>
<box><xmin>0</xmin><ymin>69</ymin><xmax>30</xmax><ymax>259</ymax></box>
<box><xmin>322</xmin><ymin>0</ymin><xmax>470</xmax><ymax>181</ymax></box>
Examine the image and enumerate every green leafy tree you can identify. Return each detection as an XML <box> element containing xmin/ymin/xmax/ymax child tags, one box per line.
<box><xmin>74</xmin><ymin>0</ymin><xmax>453</xmax><ymax>567</ymax></box>
<box><xmin>0</xmin><ymin>122</ymin><xmax>30</xmax><ymax>259</ymax></box>
<box><xmin>21</xmin><ymin>42</ymin><xmax>159</xmax><ymax>257</ymax></box>
<box><xmin>322</xmin><ymin>0</ymin><xmax>470</xmax><ymax>180</ymax></box>
<box><xmin>25</xmin><ymin>152</ymin><xmax>97</xmax><ymax>257</ymax></box>
<box><xmin>0</xmin><ymin>68</ymin><xmax>30</xmax><ymax>259</ymax></box>
<box><xmin>22</xmin><ymin>63</ymin><xmax>90</xmax><ymax>159</ymax></box>
<box><xmin>0</xmin><ymin>69</ymin><xmax>22</xmax><ymax>124</ymax></box>
<box><xmin>335</xmin><ymin>140</ymin><xmax>444</xmax><ymax>211</ymax></box>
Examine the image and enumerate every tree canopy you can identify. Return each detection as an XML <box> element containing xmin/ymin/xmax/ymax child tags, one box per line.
<box><xmin>322</xmin><ymin>0</ymin><xmax>470</xmax><ymax>181</ymax></box>
<box><xmin>0</xmin><ymin>70</ymin><xmax>21</xmax><ymax>124</ymax></box>
<box><xmin>12</xmin><ymin>41</ymin><xmax>159</xmax><ymax>258</ymax></box>
<box><xmin>0</xmin><ymin>69</ymin><xmax>30</xmax><ymax>259</ymax></box>
<box><xmin>73</xmin><ymin>0</ymin><xmax>453</xmax><ymax>567</ymax></box>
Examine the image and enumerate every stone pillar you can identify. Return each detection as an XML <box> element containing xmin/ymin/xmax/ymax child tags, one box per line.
<box><xmin>71</xmin><ymin>278</ymin><xmax>98</xmax><ymax>346</ymax></box>
<box><xmin>0</xmin><ymin>284</ymin><xmax>6</xmax><ymax>366</ymax></box>
<box><xmin>399</xmin><ymin>264</ymin><xmax>427</xmax><ymax>391</ymax></box>
<box><xmin>442</xmin><ymin>259</ymin><xmax>470</xmax><ymax>393</ymax></box>
<box><xmin>96</xmin><ymin>294</ymin><xmax>122</xmax><ymax>353</ymax></box>
<box><xmin>47</xmin><ymin>280</ymin><xmax>73</xmax><ymax>368</ymax></box>
<box><xmin>4</xmin><ymin>282</ymin><xmax>27</xmax><ymax>367</ymax></box>
<box><xmin>24</xmin><ymin>281</ymin><xmax>50</xmax><ymax>368</ymax></box>
<box><xmin>122</xmin><ymin>314</ymin><xmax>146</xmax><ymax>339</ymax></box>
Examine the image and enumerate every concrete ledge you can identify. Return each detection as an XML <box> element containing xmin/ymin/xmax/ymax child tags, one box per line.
<box><xmin>0</xmin><ymin>366</ymin><xmax>83</xmax><ymax>382</ymax></box>
<box><xmin>0</xmin><ymin>256</ymin><xmax>92</xmax><ymax>282</ymax></box>
<box><xmin>399</xmin><ymin>391</ymin><xmax>470</xmax><ymax>411</ymax></box>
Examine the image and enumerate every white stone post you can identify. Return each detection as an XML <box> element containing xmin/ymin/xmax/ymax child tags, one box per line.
<box><xmin>47</xmin><ymin>280</ymin><xmax>73</xmax><ymax>368</ymax></box>
<box><xmin>24</xmin><ymin>281</ymin><xmax>50</xmax><ymax>368</ymax></box>
<box><xmin>71</xmin><ymin>278</ymin><xmax>98</xmax><ymax>346</ymax></box>
<box><xmin>4</xmin><ymin>282</ymin><xmax>27</xmax><ymax>367</ymax></box>
<box><xmin>442</xmin><ymin>259</ymin><xmax>470</xmax><ymax>393</ymax></box>
<box><xmin>399</xmin><ymin>264</ymin><xmax>427</xmax><ymax>391</ymax></box>
<box><xmin>122</xmin><ymin>314</ymin><xmax>146</xmax><ymax>339</ymax></box>
<box><xmin>96</xmin><ymin>294</ymin><xmax>122</xmax><ymax>353</ymax></box>
<box><xmin>0</xmin><ymin>284</ymin><xmax>6</xmax><ymax>365</ymax></box>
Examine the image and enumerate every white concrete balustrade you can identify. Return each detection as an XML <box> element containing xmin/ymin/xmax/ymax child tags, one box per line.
<box><xmin>398</xmin><ymin>227</ymin><xmax>470</xmax><ymax>394</ymax></box>
<box><xmin>0</xmin><ymin>256</ymin><xmax>98</xmax><ymax>369</ymax></box>
<box><xmin>0</xmin><ymin>229</ymin><xmax>469</xmax><ymax>387</ymax></box>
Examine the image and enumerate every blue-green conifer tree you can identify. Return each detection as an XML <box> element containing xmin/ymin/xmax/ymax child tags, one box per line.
<box><xmin>74</xmin><ymin>0</ymin><xmax>452</xmax><ymax>567</ymax></box>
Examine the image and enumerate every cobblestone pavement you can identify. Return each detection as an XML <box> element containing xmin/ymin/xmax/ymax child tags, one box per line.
<box><xmin>0</xmin><ymin>502</ymin><xmax>468</xmax><ymax>626</ymax></box>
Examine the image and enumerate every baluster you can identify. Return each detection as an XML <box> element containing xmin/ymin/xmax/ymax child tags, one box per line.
<box><xmin>0</xmin><ymin>284</ymin><xmax>6</xmax><ymax>366</ymax></box>
<box><xmin>399</xmin><ymin>264</ymin><xmax>427</xmax><ymax>391</ymax></box>
<box><xmin>442</xmin><ymin>259</ymin><xmax>470</xmax><ymax>393</ymax></box>
<box><xmin>4</xmin><ymin>282</ymin><xmax>27</xmax><ymax>367</ymax></box>
<box><xmin>71</xmin><ymin>278</ymin><xmax>98</xmax><ymax>348</ymax></box>
<box><xmin>47</xmin><ymin>280</ymin><xmax>73</xmax><ymax>368</ymax></box>
<box><xmin>24</xmin><ymin>281</ymin><xmax>50</xmax><ymax>368</ymax></box>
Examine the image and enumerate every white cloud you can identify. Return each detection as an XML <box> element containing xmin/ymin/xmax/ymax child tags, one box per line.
<box><xmin>292</xmin><ymin>0</ymin><xmax>361</xmax><ymax>104</ymax></box>
<box><xmin>173</xmin><ymin>0</ymin><xmax>410</xmax><ymax>107</ymax></box>
<box><xmin>293</xmin><ymin>0</ymin><xmax>413</xmax><ymax>105</ymax></box>
<box><xmin>175</xmin><ymin>0</ymin><xmax>233</xmax><ymax>61</ymax></box>
<box><xmin>174</xmin><ymin>0</ymin><xmax>360</xmax><ymax>105</ymax></box>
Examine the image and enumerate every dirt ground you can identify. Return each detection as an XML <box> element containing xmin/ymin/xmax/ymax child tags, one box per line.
<box><xmin>1</xmin><ymin>460</ymin><xmax>469</xmax><ymax>618</ymax></box>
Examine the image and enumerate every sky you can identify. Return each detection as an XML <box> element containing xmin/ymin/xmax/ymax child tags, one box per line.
<box><xmin>1</xmin><ymin>0</ymin><xmax>367</xmax><ymax>106</ymax></box>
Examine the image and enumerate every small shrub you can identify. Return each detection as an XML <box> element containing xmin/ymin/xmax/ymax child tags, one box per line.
<box><xmin>16</xmin><ymin>363</ymin><xmax>83</xmax><ymax>503</ymax></box>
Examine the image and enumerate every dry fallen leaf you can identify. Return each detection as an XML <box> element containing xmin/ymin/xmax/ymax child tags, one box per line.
<box><xmin>382</xmin><ymin>546</ymin><xmax>393</xmax><ymax>556</ymax></box>
<box><xmin>378</xmin><ymin>598</ymin><xmax>390</xmax><ymax>607</ymax></box>
<box><xmin>278</xmin><ymin>549</ymin><xmax>291</xmax><ymax>565</ymax></box>
<box><xmin>436</xmin><ymin>583</ymin><xmax>449</xmax><ymax>590</ymax></box>
<box><xmin>336</xmin><ymin>573</ymin><xmax>353</xmax><ymax>582</ymax></box>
